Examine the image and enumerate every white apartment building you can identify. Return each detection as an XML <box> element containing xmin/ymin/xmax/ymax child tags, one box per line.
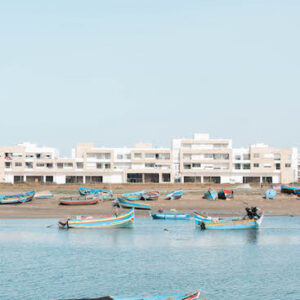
<box><xmin>0</xmin><ymin>134</ymin><xmax>297</xmax><ymax>184</ymax></box>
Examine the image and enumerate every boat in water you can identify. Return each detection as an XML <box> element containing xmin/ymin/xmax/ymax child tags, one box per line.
<box><xmin>60</xmin><ymin>290</ymin><xmax>202</xmax><ymax>300</ymax></box>
<box><xmin>265</xmin><ymin>189</ymin><xmax>277</xmax><ymax>199</ymax></box>
<box><xmin>218</xmin><ymin>189</ymin><xmax>233</xmax><ymax>200</ymax></box>
<box><xmin>165</xmin><ymin>190</ymin><xmax>183</xmax><ymax>200</ymax></box>
<box><xmin>59</xmin><ymin>196</ymin><xmax>99</xmax><ymax>205</ymax></box>
<box><xmin>204</xmin><ymin>189</ymin><xmax>218</xmax><ymax>201</ymax></box>
<box><xmin>151</xmin><ymin>210</ymin><xmax>190</xmax><ymax>220</ymax></box>
<box><xmin>118</xmin><ymin>198</ymin><xmax>152</xmax><ymax>210</ymax></box>
<box><xmin>194</xmin><ymin>207</ymin><xmax>263</xmax><ymax>230</ymax></box>
<box><xmin>0</xmin><ymin>190</ymin><xmax>35</xmax><ymax>204</ymax></box>
<box><xmin>58</xmin><ymin>209</ymin><xmax>135</xmax><ymax>229</ymax></box>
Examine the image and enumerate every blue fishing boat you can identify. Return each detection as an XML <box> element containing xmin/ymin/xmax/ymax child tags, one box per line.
<box><xmin>151</xmin><ymin>211</ymin><xmax>190</xmax><ymax>220</ymax></box>
<box><xmin>58</xmin><ymin>209</ymin><xmax>135</xmax><ymax>229</ymax></box>
<box><xmin>79</xmin><ymin>187</ymin><xmax>114</xmax><ymax>200</ymax></box>
<box><xmin>34</xmin><ymin>193</ymin><xmax>53</xmax><ymax>199</ymax></box>
<box><xmin>62</xmin><ymin>290</ymin><xmax>202</xmax><ymax>300</ymax></box>
<box><xmin>265</xmin><ymin>189</ymin><xmax>277</xmax><ymax>199</ymax></box>
<box><xmin>204</xmin><ymin>189</ymin><xmax>218</xmax><ymax>201</ymax></box>
<box><xmin>280</xmin><ymin>185</ymin><xmax>300</xmax><ymax>195</ymax></box>
<box><xmin>0</xmin><ymin>190</ymin><xmax>35</xmax><ymax>204</ymax></box>
<box><xmin>121</xmin><ymin>190</ymin><xmax>146</xmax><ymax>201</ymax></box>
<box><xmin>195</xmin><ymin>207</ymin><xmax>263</xmax><ymax>230</ymax></box>
<box><xmin>118</xmin><ymin>198</ymin><xmax>152</xmax><ymax>210</ymax></box>
<box><xmin>194</xmin><ymin>211</ymin><xmax>238</xmax><ymax>224</ymax></box>
<box><xmin>165</xmin><ymin>189</ymin><xmax>183</xmax><ymax>200</ymax></box>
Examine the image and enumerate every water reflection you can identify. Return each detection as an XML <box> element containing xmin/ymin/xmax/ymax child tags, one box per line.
<box><xmin>246</xmin><ymin>229</ymin><xmax>259</xmax><ymax>244</ymax></box>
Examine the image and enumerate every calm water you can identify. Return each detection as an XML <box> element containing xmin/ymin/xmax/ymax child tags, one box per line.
<box><xmin>0</xmin><ymin>216</ymin><xmax>300</xmax><ymax>300</ymax></box>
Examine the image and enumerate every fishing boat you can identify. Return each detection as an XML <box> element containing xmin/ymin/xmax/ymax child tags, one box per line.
<box><xmin>121</xmin><ymin>190</ymin><xmax>146</xmax><ymax>201</ymax></box>
<box><xmin>165</xmin><ymin>190</ymin><xmax>183</xmax><ymax>200</ymax></box>
<box><xmin>280</xmin><ymin>185</ymin><xmax>300</xmax><ymax>195</ymax></box>
<box><xmin>59</xmin><ymin>196</ymin><xmax>99</xmax><ymax>205</ymax></box>
<box><xmin>118</xmin><ymin>198</ymin><xmax>152</xmax><ymax>210</ymax></box>
<box><xmin>58</xmin><ymin>208</ymin><xmax>135</xmax><ymax>229</ymax></box>
<box><xmin>218</xmin><ymin>189</ymin><xmax>233</xmax><ymax>200</ymax></box>
<box><xmin>195</xmin><ymin>207</ymin><xmax>264</xmax><ymax>230</ymax></box>
<box><xmin>193</xmin><ymin>211</ymin><xmax>239</xmax><ymax>224</ymax></box>
<box><xmin>142</xmin><ymin>190</ymin><xmax>160</xmax><ymax>200</ymax></box>
<box><xmin>204</xmin><ymin>189</ymin><xmax>218</xmax><ymax>201</ymax></box>
<box><xmin>265</xmin><ymin>189</ymin><xmax>277</xmax><ymax>199</ymax></box>
<box><xmin>151</xmin><ymin>210</ymin><xmax>190</xmax><ymax>220</ymax></box>
<box><xmin>79</xmin><ymin>187</ymin><xmax>114</xmax><ymax>201</ymax></box>
<box><xmin>61</xmin><ymin>290</ymin><xmax>202</xmax><ymax>300</ymax></box>
<box><xmin>0</xmin><ymin>190</ymin><xmax>35</xmax><ymax>204</ymax></box>
<box><xmin>34</xmin><ymin>193</ymin><xmax>54</xmax><ymax>199</ymax></box>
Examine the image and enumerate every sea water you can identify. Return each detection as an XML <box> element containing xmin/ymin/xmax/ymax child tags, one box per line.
<box><xmin>0</xmin><ymin>216</ymin><xmax>300</xmax><ymax>300</ymax></box>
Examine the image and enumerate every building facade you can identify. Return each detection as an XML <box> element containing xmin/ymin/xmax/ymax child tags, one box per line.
<box><xmin>0</xmin><ymin>134</ymin><xmax>298</xmax><ymax>184</ymax></box>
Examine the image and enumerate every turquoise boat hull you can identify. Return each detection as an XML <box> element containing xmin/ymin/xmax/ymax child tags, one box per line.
<box><xmin>59</xmin><ymin>209</ymin><xmax>135</xmax><ymax>229</ymax></box>
<box><xmin>281</xmin><ymin>185</ymin><xmax>300</xmax><ymax>194</ymax></box>
<box><xmin>152</xmin><ymin>212</ymin><xmax>190</xmax><ymax>220</ymax></box>
<box><xmin>204</xmin><ymin>190</ymin><xmax>218</xmax><ymax>201</ymax></box>
<box><xmin>121</xmin><ymin>190</ymin><xmax>146</xmax><ymax>201</ymax></box>
<box><xmin>0</xmin><ymin>190</ymin><xmax>35</xmax><ymax>204</ymax></box>
<box><xmin>118</xmin><ymin>198</ymin><xmax>151</xmax><ymax>210</ymax></box>
<box><xmin>265</xmin><ymin>189</ymin><xmax>277</xmax><ymax>199</ymax></box>
<box><xmin>165</xmin><ymin>190</ymin><xmax>183</xmax><ymax>200</ymax></box>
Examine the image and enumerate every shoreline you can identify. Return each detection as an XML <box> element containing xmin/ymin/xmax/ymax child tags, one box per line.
<box><xmin>0</xmin><ymin>184</ymin><xmax>299</xmax><ymax>219</ymax></box>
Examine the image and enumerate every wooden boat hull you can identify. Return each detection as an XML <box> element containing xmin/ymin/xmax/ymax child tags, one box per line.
<box><xmin>34</xmin><ymin>194</ymin><xmax>53</xmax><ymax>199</ymax></box>
<box><xmin>281</xmin><ymin>185</ymin><xmax>300</xmax><ymax>194</ymax></box>
<box><xmin>118</xmin><ymin>198</ymin><xmax>151</xmax><ymax>210</ymax></box>
<box><xmin>165</xmin><ymin>190</ymin><xmax>183</xmax><ymax>200</ymax></box>
<box><xmin>122</xmin><ymin>190</ymin><xmax>146</xmax><ymax>201</ymax></box>
<box><xmin>0</xmin><ymin>191</ymin><xmax>35</xmax><ymax>204</ymax></box>
<box><xmin>59</xmin><ymin>209</ymin><xmax>135</xmax><ymax>229</ymax></box>
<box><xmin>218</xmin><ymin>189</ymin><xmax>233</xmax><ymax>199</ymax></box>
<box><xmin>199</xmin><ymin>215</ymin><xmax>263</xmax><ymax>230</ymax></box>
<box><xmin>59</xmin><ymin>198</ymin><xmax>99</xmax><ymax>205</ymax></box>
<box><xmin>204</xmin><ymin>190</ymin><xmax>218</xmax><ymax>201</ymax></box>
<box><xmin>142</xmin><ymin>190</ymin><xmax>160</xmax><ymax>200</ymax></box>
<box><xmin>152</xmin><ymin>212</ymin><xmax>190</xmax><ymax>220</ymax></box>
<box><xmin>265</xmin><ymin>189</ymin><xmax>277</xmax><ymax>199</ymax></box>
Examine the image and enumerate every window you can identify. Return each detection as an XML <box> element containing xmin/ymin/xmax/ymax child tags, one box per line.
<box><xmin>264</xmin><ymin>164</ymin><xmax>272</xmax><ymax>168</ymax></box>
<box><xmin>243</xmin><ymin>154</ymin><xmax>250</xmax><ymax>160</ymax></box>
<box><xmin>145</xmin><ymin>163</ymin><xmax>155</xmax><ymax>168</ymax></box>
<box><xmin>243</xmin><ymin>164</ymin><xmax>251</xmax><ymax>170</ymax></box>
<box><xmin>96</xmin><ymin>163</ymin><xmax>102</xmax><ymax>169</ymax></box>
<box><xmin>253</xmin><ymin>163</ymin><xmax>259</xmax><ymax>168</ymax></box>
<box><xmin>64</xmin><ymin>163</ymin><xmax>73</xmax><ymax>168</ymax></box>
<box><xmin>104</xmin><ymin>153</ymin><xmax>111</xmax><ymax>159</ymax></box>
<box><xmin>57</xmin><ymin>163</ymin><xmax>63</xmax><ymax>169</ymax></box>
<box><xmin>15</xmin><ymin>162</ymin><xmax>22</xmax><ymax>167</ymax></box>
<box><xmin>192</xmin><ymin>163</ymin><xmax>201</xmax><ymax>168</ymax></box>
<box><xmin>145</xmin><ymin>153</ymin><xmax>155</xmax><ymax>159</ymax></box>
<box><xmin>285</xmin><ymin>163</ymin><xmax>291</xmax><ymax>168</ymax></box>
<box><xmin>274</xmin><ymin>154</ymin><xmax>281</xmax><ymax>160</ymax></box>
<box><xmin>25</xmin><ymin>162</ymin><xmax>33</xmax><ymax>169</ymax></box>
<box><xmin>36</xmin><ymin>163</ymin><xmax>45</xmax><ymax>168</ymax></box>
<box><xmin>235</xmin><ymin>155</ymin><xmax>241</xmax><ymax>160</ymax></box>
<box><xmin>46</xmin><ymin>163</ymin><xmax>53</xmax><ymax>168</ymax></box>
<box><xmin>36</xmin><ymin>153</ymin><xmax>41</xmax><ymax>159</ymax></box>
<box><xmin>126</xmin><ymin>154</ymin><xmax>131</xmax><ymax>159</ymax></box>
<box><xmin>117</xmin><ymin>154</ymin><xmax>123</xmax><ymax>159</ymax></box>
<box><xmin>184</xmin><ymin>164</ymin><xmax>191</xmax><ymax>169</ymax></box>
<box><xmin>134</xmin><ymin>153</ymin><xmax>142</xmax><ymax>159</ymax></box>
<box><xmin>275</xmin><ymin>163</ymin><xmax>280</xmax><ymax>170</ymax></box>
<box><xmin>105</xmin><ymin>163</ymin><xmax>111</xmax><ymax>169</ymax></box>
<box><xmin>5</xmin><ymin>162</ymin><xmax>11</xmax><ymax>168</ymax></box>
<box><xmin>204</xmin><ymin>154</ymin><xmax>213</xmax><ymax>159</ymax></box>
<box><xmin>234</xmin><ymin>164</ymin><xmax>241</xmax><ymax>170</ymax></box>
<box><xmin>76</xmin><ymin>162</ymin><xmax>83</xmax><ymax>169</ymax></box>
<box><xmin>253</xmin><ymin>153</ymin><xmax>259</xmax><ymax>158</ymax></box>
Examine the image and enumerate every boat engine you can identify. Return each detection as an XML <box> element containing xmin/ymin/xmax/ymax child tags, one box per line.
<box><xmin>199</xmin><ymin>221</ymin><xmax>206</xmax><ymax>230</ymax></box>
<box><xmin>245</xmin><ymin>207</ymin><xmax>261</xmax><ymax>219</ymax></box>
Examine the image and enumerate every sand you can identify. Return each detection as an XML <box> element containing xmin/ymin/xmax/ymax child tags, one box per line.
<box><xmin>0</xmin><ymin>183</ymin><xmax>299</xmax><ymax>219</ymax></box>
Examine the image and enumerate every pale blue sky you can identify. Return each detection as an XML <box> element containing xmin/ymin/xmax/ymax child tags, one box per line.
<box><xmin>0</xmin><ymin>0</ymin><xmax>299</xmax><ymax>154</ymax></box>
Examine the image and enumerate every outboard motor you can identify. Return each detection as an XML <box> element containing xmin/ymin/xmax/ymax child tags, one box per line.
<box><xmin>251</xmin><ymin>206</ymin><xmax>261</xmax><ymax>219</ymax></box>
<box><xmin>200</xmin><ymin>221</ymin><xmax>206</xmax><ymax>230</ymax></box>
<box><xmin>245</xmin><ymin>207</ymin><xmax>254</xmax><ymax>219</ymax></box>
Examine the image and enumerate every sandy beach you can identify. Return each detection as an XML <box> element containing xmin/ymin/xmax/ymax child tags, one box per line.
<box><xmin>0</xmin><ymin>183</ymin><xmax>299</xmax><ymax>219</ymax></box>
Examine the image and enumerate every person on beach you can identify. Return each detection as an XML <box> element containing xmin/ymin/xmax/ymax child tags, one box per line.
<box><xmin>112</xmin><ymin>199</ymin><xmax>119</xmax><ymax>216</ymax></box>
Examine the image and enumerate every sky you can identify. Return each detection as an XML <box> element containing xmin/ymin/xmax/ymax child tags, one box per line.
<box><xmin>0</xmin><ymin>0</ymin><xmax>299</xmax><ymax>155</ymax></box>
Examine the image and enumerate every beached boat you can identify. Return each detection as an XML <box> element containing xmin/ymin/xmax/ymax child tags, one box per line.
<box><xmin>204</xmin><ymin>189</ymin><xmax>218</xmax><ymax>201</ymax></box>
<box><xmin>151</xmin><ymin>211</ymin><xmax>190</xmax><ymax>220</ymax></box>
<box><xmin>142</xmin><ymin>190</ymin><xmax>160</xmax><ymax>200</ymax></box>
<box><xmin>34</xmin><ymin>193</ymin><xmax>53</xmax><ymax>199</ymax></box>
<box><xmin>62</xmin><ymin>290</ymin><xmax>202</xmax><ymax>300</ymax></box>
<box><xmin>218</xmin><ymin>189</ymin><xmax>233</xmax><ymax>200</ymax></box>
<box><xmin>118</xmin><ymin>198</ymin><xmax>152</xmax><ymax>210</ymax></box>
<box><xmin>58</xmin><ymin>208</ymin><xmax>135</xmax><ymax>229</ymax></box>
<box><xmin>79</xmin><ymin>187</ymin><xmax>114</xmax><ymax>201</ymax></box>
<box><xmin>0</xmin><ymin>190</ymin><xmax>35</xmax><ymax>204</ymax></box>
<box><xmin>121</xmin><ymin>190</ymin><xmax>146</xmax><ymax>201</ymax></box>
<box><xmin>280</xmin><ymin>185</ymin><xmax>300</xmax><ymax>195</ymax></box>
<box><xmin>265</xmin><ymin>189</ymin><xmax>277</xmax><ymax>199</ymax></box>
<box><xmin>195</xmin><ymin>207</ymin><xmax>263</xmax><ymax>230</ymax></box>
<box><xmin>165</xmin><ymin>190</ymin><xmax>183</xmax><ymax>200</ymax></box>
<box><xmin>59</xmin><ymin>196</ymin><xmax>99</xmax><ymax>205</ymax></box>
